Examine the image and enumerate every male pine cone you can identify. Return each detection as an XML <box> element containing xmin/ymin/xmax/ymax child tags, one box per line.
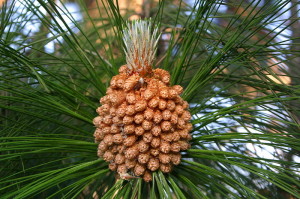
<box><xmin>93</xmin><ymin>20</ymin><xmax>192</xmax><ymax>182</ymax></box>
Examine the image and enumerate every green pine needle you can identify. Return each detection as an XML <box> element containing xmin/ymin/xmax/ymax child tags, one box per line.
<box><xmin>1</xmin><ymin>0</ymin><xmax>300</xmax><ymax>198</ymax></box>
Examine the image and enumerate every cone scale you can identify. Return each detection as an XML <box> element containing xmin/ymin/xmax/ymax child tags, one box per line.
<box><xmin>93</xmin><ymin>20</ymin><xmax>192</xmax><ymax>182</ymax></box>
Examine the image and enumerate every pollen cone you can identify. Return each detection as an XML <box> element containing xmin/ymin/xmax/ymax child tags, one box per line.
<box><xmin>93</xmin><ymin>20</ymin><xmax>192</xmax><ymax>182</ymax></box>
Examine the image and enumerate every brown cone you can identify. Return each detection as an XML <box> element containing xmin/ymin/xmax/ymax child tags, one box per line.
<box><xmin>94</xmin><ymin>66</ymin><xmax>192</xmax><ymax>181</ymax></box>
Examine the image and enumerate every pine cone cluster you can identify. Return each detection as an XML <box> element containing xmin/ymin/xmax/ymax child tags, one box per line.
<box><xmin>93</xmin><ymin>65</ymin><xmax>192</xmax><ymax>182</ymax></box>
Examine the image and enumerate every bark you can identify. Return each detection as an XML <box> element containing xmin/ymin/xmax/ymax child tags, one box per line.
<box><xmin>290</xmin><ymin>0</ymin><xmax>300</xmax><ymax>86</ymax></box>
<box><xmin>289</xmin><ymin>0</ymin><xmax>300</xmax><ymax>122</ymax></box>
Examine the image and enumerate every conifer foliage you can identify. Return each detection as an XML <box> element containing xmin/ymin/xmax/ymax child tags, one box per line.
<box><xmin>0</xmin><ymin>0</ymin><xmax>300</xmax><ymax>198</ymax></box>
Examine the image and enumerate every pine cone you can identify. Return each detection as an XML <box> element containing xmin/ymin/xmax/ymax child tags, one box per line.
<box><xmin>93</xmin><ymin>20</ymin><xmax>192</xmax><ymax>182</ymax></box>
<box><xmin>94</xmin><ymin>65</ymin><xmax>192</xmax><ymax>181</ymax></box>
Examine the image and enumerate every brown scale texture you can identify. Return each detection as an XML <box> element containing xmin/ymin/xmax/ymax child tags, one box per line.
<box><xmin>94</xmin><ymin>66</ymin><xmax>192</xmax><ymax>182</ymax></box>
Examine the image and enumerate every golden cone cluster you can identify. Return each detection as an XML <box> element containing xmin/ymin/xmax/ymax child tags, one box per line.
<box><xmin>93</xmin><ymin>20</ymin><xmax>192</xmax><ymax>182</ymax></box>
<box><xmin>93</xmin><ymin>66</ymin><xmax>192</xmax><ymax>181</ymax></box>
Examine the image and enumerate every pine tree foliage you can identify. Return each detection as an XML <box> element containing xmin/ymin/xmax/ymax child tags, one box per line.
<box><xmin>0</xmin><ymin>0</ymin><xmax>300</xmax><ymax>198</ymax></box>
